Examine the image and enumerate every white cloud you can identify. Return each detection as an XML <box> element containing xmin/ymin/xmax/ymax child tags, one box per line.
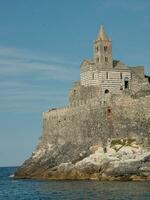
<box><xmin>0</xmin><ymin>46</ymin><xmax>79</xmax><ymax>112</ymax></box>
<box><xmin>0</xmin><ymin>46</ymin><xmax>79</xmax><ymax>80</ymax></box>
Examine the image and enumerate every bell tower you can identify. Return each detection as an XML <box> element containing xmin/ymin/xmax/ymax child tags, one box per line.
<box><xmin>93</xmin><ymin>25</ymin><xmax>113</xmax><ymax>69</ymax></box>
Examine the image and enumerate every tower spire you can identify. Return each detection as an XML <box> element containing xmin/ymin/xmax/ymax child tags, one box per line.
<box><xmin>94</xmin><ymin>25</ymin><xmax>113</xmax><ymax>68</ymax></box>
<box><xmin>98</xmin><ymin>25</ymin><xmax>109</xmax><ymax>41</ymax></box>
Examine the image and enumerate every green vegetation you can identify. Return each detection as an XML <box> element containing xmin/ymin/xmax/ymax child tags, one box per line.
<box><xmin>110</xmin><ymin>138</ymin><xmax>136</xmax><ymax>151</ymax></box>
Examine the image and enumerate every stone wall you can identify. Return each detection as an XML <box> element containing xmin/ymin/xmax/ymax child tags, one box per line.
<box><xmin>100</xmin><ymin>70</ymin><xmax>131</xmax><ymax>94</ymax></box>
<box><xmin>69</xmin><ymin>81</ymin><xmax>100</xmax><ymax>106</ymax></box>
<box><xmin>42</xmin><ymin>94</ymin><xmax>150</xmax><ymax>153</ymax></box>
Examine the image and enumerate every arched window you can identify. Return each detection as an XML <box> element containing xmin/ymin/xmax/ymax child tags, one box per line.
<box><xmin>124</xmin><ymin>78</ymin><xmax>129</xmax><ymax>89</ymax></box>
<box><xmin>105</xmin><ymin>89</ymin><xmax>109</xmax><ymax>94</ymax></box>
<box><xmin>104</xmin><ymin>46</ymin><xmax>108</xmax><ymax>51</ymax></box>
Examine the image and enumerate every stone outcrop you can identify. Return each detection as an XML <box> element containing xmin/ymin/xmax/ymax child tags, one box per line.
<box><xmin>14</xmin><ymin>136</ymin><xmax>150</xmax><ymax>181</ymax></box>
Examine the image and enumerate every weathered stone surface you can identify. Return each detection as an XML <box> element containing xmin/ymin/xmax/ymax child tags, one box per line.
<box><xmin>15</xmin><ymin>138</ymin><xmax>150</xmax><ymax>181</ymax></box>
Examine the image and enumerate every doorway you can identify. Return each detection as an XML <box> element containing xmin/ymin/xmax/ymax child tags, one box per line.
<box><xmin>124</xmin><ymin>80</ymin><xmax>129</xmax><ymax>89</ymax></box>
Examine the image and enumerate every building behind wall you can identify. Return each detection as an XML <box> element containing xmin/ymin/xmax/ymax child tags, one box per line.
<box><xmin>69</xmin><ymin>25</ymin><xmax>150</xmax><ymax>106</ymax></box>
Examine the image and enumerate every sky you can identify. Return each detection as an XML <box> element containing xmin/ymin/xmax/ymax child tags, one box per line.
<box><xmin>0</xmin><ymin>0</ymin><xmax>150</xmax><ymax>167</ymax></box>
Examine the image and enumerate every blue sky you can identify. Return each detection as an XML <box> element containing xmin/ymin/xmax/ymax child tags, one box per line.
<box><xmin>0</xmin><ymin>0</ymin><xmax>150</xmax><ymax>167</ymax></box>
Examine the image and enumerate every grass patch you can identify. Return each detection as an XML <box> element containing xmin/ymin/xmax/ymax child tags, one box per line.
<box><xmin>110</xmin><ymin>138</ymin><xmax>136</xmax><ymax>151</ymax></box>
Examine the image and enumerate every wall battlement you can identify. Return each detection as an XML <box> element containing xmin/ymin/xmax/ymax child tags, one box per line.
<box><xmin>43</xmin><ymin>92</ymin><xmax>150</xmax><ymax>124</ymax></box>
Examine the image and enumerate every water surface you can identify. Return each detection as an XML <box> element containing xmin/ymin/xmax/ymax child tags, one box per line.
<box><xmin>0</xmin><ymin>167</ymin><xmax>150</xmax><ymax>200</ymax></box>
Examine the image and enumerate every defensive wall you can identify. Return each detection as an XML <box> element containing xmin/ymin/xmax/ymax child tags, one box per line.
<box><xmin>42</xmin><ymin>94</ymin><xmax>150</xmax><ymax>148</ymax></box>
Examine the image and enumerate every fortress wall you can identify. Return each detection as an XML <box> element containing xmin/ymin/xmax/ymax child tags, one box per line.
<box><xmin>42</xmin><ymin>104</ymin><xmax>108</xmax><ymax>147</ymax></box>
<box><xmin>69</xmin><ymin>84</ymin><xmax>100</xmax><ymax>106</ymax></box>
<box><xmin>42</xmin><ymin>95</ymin><xmax>150</xmax><ymax>148</ymax></box>
<box><xmin>130</xmin><ymin>72</ymin><xmax>149</xmax><ymax>93</ymax></box>
<box><xmin>113</xmin><ymin>95</ymin><xmax>150</xmax><ymax>119</ymax></box>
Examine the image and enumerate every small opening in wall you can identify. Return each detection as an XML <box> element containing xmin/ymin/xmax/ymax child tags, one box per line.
<box><xmin>104</xmin><ymin>147</ymin><xmax>107</xmax><ymax>153</ymax></box>
<box><xmin>120</xmin><ymin>72</ymin><xmax>122</xmax><ymax>79</ymax></box>
<box><xmin>105</xmin><ymin>89</ymin><xmax>109</xmax><ymax>94</ymax></box>
<box><xmin>105</xmin><ymin>57</ymin><xmax>108</xmax><ymax>62</ymax></box>
<box><xmin>74</xmin><ymin>90</ymin><xmax>76</xmax><ymax>95</ymax></box>
<box><xmin>107</xmin><ymin>107</ymin><xmax>111</xmax><ymax>114</ymax></box>
<box><xmin>124</xmin><ymin>77</ymin><xmax>129</xmax><ymax>89</ymax></box>
<box><xmin>96</xmin><ymin>46</ymin><xmax>99</xmax><ymax>52</ymax></box>
<box><xmin>92</xmin><ymin>73</ymin><xmax>95</xmax><ymax>80</ymax></box>
<box><xmin>96</xmin><ymin>57</ymin><xmax>99</xmax><ymax>63</ymax></box>
<box><xmin>125</xmin><ymin>80</ymin><xmax>129</xmax><ymax>89</ymax></box>
<box><xmin>104</xmin><ymin>46</ymin><xmax>108</xmax><ymax>51</ymax></box>
<box><xmin>106</xmin><ymin>72</ymin><xmax>108</xmax><ymax>79</ymax></box>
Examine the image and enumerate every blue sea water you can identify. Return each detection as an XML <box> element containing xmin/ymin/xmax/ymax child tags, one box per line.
<box><xmin>0</xmin><ymin>167</ymin><xmax>150</xmax><ymax>200</ymax></box>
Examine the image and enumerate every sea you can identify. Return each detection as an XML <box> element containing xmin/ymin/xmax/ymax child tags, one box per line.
<box><xmin>0</xmin><ymin>167</ymin><xmax>150</xmax><ymax>200</ymax></box>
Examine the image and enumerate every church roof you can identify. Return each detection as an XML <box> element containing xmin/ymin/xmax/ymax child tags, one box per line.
<box><xmin>113</xmin><ymin>60</ymin><xmax>129</xmax><ymax>70</ymax></box>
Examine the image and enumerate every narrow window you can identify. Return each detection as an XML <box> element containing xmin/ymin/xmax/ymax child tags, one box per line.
<box><xmin>125</xmin><ymin>80</ymin><xmax>129</xmax><ymax>89</ymax></box>
<box><xmin>96</xmin><ymin>46</ymin><xmax>99</xmax><ymax>52</ymax></box>
<box><xmin>120</xmin><ymin>72</ymin><xmax>122</xmax><ymax>79</ymax></box>
<box><xmin>74</xmin><ymin>90</ymin><xmax>76</xmax><ymax>95</ymax></box>
<box><xmin>124</xmin><ymin>77</ymin><xmax>129</xmax><ymax>89</ymax></box>
<box><xmin>105</xmin><ymin>57</ymin><xmax>108</xmax><ymax>62</ymax></box>
<box><xmin>106</xmin><ymin>72</ymin><xmax>108</xmax><ymax>79</ymax></box>
<box><xmin>92</xmin><ymin>73</ymin><xmax>95</xmax><ymax>80</ymax></box>
<box><xmin>107</xmin><ymin>107</ymin><xmax>111</xmax><ymax>114</ymax></box>
<box><xmin>96</xmin><ymin>57</ymin><xmax>99</xmax><ymax>63</ymax></box>
<box><xmin>104</xmin><ymin>46</ymin><xmax>108</xmax><ymax>51</ymax></box>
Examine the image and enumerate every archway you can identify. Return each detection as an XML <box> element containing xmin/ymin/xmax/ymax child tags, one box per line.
<box><xmin>124</xmin><ymin>77</ymin><xmax>129</xmax><ymax>89</ymax></box>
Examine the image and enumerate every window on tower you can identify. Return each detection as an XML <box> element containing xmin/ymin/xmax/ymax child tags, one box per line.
<box><xmin>96</xmin><ymin>46</ymin><xmax>99</xmax><ymax>52</ymax></box>
<box><xmin>92</xmin><ymin>73</ymin><xmax>95</xmax><ymax>80</ymax></box>
<box><xmin>106</xmin><ymin>72</ymin><xmax>108</xmax><ymax>79</ymax></box>
<box><xmin>120</xmin><ymin>72</ymin><xmax>122</xmax><ymax>79</ymax></box>
<box><xmin>105</xmin><ymin>57</ymin><xmax>108</xmax><ymax>62</ymax></box>
<box><xmin>104</xmin><ymin>46</ymin><xmax>108</xmax><ymax>51</ymax></box>
<box><xmin>96</xmin><ymin>57</ymin><xmax>99</xmax><ymax>63</ymax></box>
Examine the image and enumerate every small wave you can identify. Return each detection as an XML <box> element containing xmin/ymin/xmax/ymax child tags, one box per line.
<box><xmin>9</xmin><ymin>174</ymin><xmax>14</xmax><ymax>178</ymax></box>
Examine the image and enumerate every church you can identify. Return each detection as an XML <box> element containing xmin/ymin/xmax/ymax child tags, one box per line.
<box><xmin>69</xmin><ymin>26</ymin><xmax>150</xmax><ymax>106</ymax></box>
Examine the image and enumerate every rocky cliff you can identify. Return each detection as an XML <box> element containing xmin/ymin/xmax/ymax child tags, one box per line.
<box><xmin>14</xmin><ymin>93</ymin><xmax>150</xmax><ymax>181</ymax></box>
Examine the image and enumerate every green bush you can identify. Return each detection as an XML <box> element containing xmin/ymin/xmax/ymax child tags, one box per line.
<box><xmin>110</xmin><ymin>138</ymin><xmax>136</xmax><ymax>148</ymax></box>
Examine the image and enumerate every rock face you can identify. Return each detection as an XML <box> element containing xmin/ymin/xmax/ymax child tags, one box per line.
<box><xmin>15</xmin><ymin>137</ymin><xmax>150</xmax><ymax>181</ymax></box>
<box><xmin>14</xmin><ymin>94</ymin><xmax>150</xmax><ymax>181</ymax></box>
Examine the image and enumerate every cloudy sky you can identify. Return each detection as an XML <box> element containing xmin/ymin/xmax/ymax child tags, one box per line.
<box><xmin>0</xmin><ymin>0</ymin><xmax>150</xmax><ymax>166</ymax></box>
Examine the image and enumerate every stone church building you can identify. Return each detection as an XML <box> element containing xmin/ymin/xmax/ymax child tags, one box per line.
<box><xmin>69</xmin><ymin>26</ymin><xmax>150</xmax><ymax>106</ymax></box>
